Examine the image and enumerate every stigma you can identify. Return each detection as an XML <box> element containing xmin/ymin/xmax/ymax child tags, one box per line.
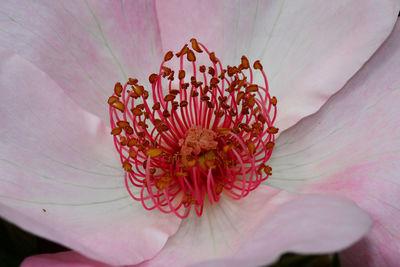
<box><xmin>108</xmin><ymin>39</ymin><xmax>278</xmax><ymax>218</ymax></box>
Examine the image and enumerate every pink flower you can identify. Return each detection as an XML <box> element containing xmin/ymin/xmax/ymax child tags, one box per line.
<box><xmin>0</xmin><ymin>1</ymin><xmax>399</xmax><ymax>267</ymax></box>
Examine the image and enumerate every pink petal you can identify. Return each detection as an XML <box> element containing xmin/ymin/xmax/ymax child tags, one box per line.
<box><xmin>267</xmin><ymin>19</ymin><xmax>400</xmax><ymax>266</ymax></box>
<box><xmin>137</xmin><ymin>186</ymin><xmax>370</xmax><ymax>267</ymax></box>
<box><xmin>156</xmin><ymin>0</ymin><xmax>399</xmax><ymax>131</ymax></box>
<box><xmin>192</xmin><ymin>195</ymin><xmax>371</xmax><ymax>267</ymax></box>
<box><xmin>22</xmin><ymin>252</ymin><xmax>108</xmax><ymax>267</ymax></box>
<box><xmin>0</xmin><ymin>0</ymin><xmax>163</xmax><ymax>123</ymax></box>
<box><xmin>0</xmin><ymin>49</ymin><xmax>180</xmax><ymax>266</ymax></box>
<box><xmin>21</xmin><ymin>191</ymin><xmax>372</xmax><ymax>267</ymax></box>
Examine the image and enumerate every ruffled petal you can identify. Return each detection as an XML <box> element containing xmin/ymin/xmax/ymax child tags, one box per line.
<box><xmin>0</xmin><ymin>0</ymin><xmax>163</xmax><ymax>122</ymax></box>
<box><xmin>138</xmin><ymin>186</ymin><xmax>370</xmax><ymax>267</ymax></box>
<box><xmin>156</xmin><ymin>0</ymin><xmax>400</xmax><ymax>131</ymax></box>
<box><xmin>0</xmin><ymin>49</ymin><xmax>180</xmax><ymax>266</ymax></box>
<box><xmin>267</xmin><ymin>19</ymin><xmax>400</xmax><ymax>266</ymax></box>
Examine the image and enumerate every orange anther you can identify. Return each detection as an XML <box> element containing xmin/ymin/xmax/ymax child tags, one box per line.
<box><xmin>179</xmin><ymin>70</ymin><xmax>186</xmax><ymax>80</ymax></box>
<box><xmin>117</xmin><ymin>121</ymin><xmax>130</xmax><ymax>128</ymax></box>
<box><xmin>247</xmin><ymin>95</ymin><xmax>256</xmax><ymax>107</ymax></box>
<box><xmin>181</xmin><ymin>83</ymin><xmax>190</xmax><ymax>89</ymax></box>
<box><xmin>245</xmin><ymin>84</ymin><xmax>258</xmax><ymax>93</ymax></box>
<box><xmin>241</xmin><ymin>56</ymin><xmax>250</xmax><ymax>69</ymax></box>
<box><xmin>143</xmin><ymin>91</ymin><xmax>149</xmax><ymax>99</ymax></box>
<box><xmin>199</xmin><ymin>65</ymin><xmax>206</xmax><ymax>73</ymax></box>
<box><xmin>172</xmin><ymin>101</ymin><xmax>179</xmax><ymax>110</ymax></box>
<box><xmin>111</xmin><ymin>101</ymin><xmax>125</xmax><ymax>112</ymax></box>
<box><xmin>187</xmin><ymin>49</ymin><xmax>196</xmax><ymax>62</ymax></box>
<box><xmin>266</xmin><ymin>141</ymin><xmax>275</xmax><ymax>150</ymax></box>
<box><xmin>180</xmin><ymin>100</ymin><xmax>188</xmax><ymax>107</ymax></box>
<box><xmin>237</xmin><ymin>91</ymin><xmax>245</xmax><ymax>103</ymax></box>
<box><xmin>120</xmin><ymin>136</ymin><xmax>127</xmax><ymax>146</ymax></box>
<box><xmin>128</xmin><ymin>139</ymin><xmax>138</xmax><ymax>147</ymax></box>
<box><xmin>138</xmin><ymin>121</ymin><xmax>148</xmax><ymax>128</ymax></box>
<box><xmin>214</xmin><ymin>110</ymin><xmax>224</xmax><ymax>117</ymax></box>
<box><xmin>162</xmin><ymin>110</ymin><xmax>170</xmax><ymax>117</ymax></box>
<box><xmin>111</xmin><ymin>127</ymin><xmax>122</xmax><ymax>135</ymax></box>
<box><xmin>134</xmin><ymin>85</ymin><xmax>144</xmax><ymax>96</ymax></box>
<box><xmin>164</xmin><ymin>51</ymin><xmax>173</xmax><ymax>61</ymax></box>
<box><xmin>123</xmin><ymin>160</ymin><xmax>132</xmax><ymax>171</ymax></box>
<box><xmin>264</xmin><ymin>165</ymin><xmax>272</xmax><ymax>176</ymax></box>
<box><xmin>152</xmin><ymin>103</ymin><xmax>161</xmax><ymax>110</ymax></box>
<box><xmin>149</xmin><ymin>73</ymin><xmax>158</xmax><ymax>84</ymax></box>
<box><xmin>168</xmin><ymin>71</ymin><xmax>175</xmax><ymax>81</ymax></box>
<box><xmin>218</xmin><ymin>70</ymin><xmax>226</xmax><ymax>79</ymax></box>
<box><xmin>125</xmin><ymin>126</ymin><xmax>134</xmax><ymax>135</ymax></box>
<box><xmin>190</xmin><ymin>38</ymin><xmax>203</xmax><ymax>53</ymax></box>
<box><xmin>270</xmin><ymin>96</ymin><xmax>277</xmax><ymax>106</ymax></box>
<box><xmin>227</xmin><ymin>66</ymin><xmax>237</xmax><ymax>76</ymax></box>
<box><xmin>170</xmin><ymin>89</ymin><xmax>180</xmax><ymax>95</ymax></box>
<box><xmin>107</xmin><ymin>96</ymin><xmax>119</xmax><ymax>104</ymax></box>
<box><xmin>128</xmin><ymin>78</ymin><xmax>138</xmax><ymax>85</ymax></box>
<box><xmin>246</xmin><ymin>140</ymin><xmax>255</xmax><ymax>156</ymax></box>
<box><xmin>176</xmin><ymin>44</ymin><xmax>188</xmax><ymax>57</ymax></box>
<box><xmin>257</xmin><ymin>164</ymin><xmax>265</xmax><ymax>174</ymax></box>
<box><xmin>114</xmin><ymin>82</ymin><xmax>123</xmax><ymax>97</ymax></box>
<box><xmin>131</xmin><ymin>107</ymin><xmax>143</xmax><ymax>116</ymax></box>
<box><xmin>267</xmin><ymin>126</ymin><xmax>279</xmax><ymax>134</ymax></box>
<box><xmin>207</xmin><ymin>101</ymin><xmax>215</xmax><ymax>108</ymax></box>
<box><xmin>209</xmin><ymin>52</ymin><xmax>218</xmax><ymax>64</ymax></box>
<box><xmin>162</xmin><ymin>66</ymin><xmax>172</xmax><ymax>77</ymax></box>
<box><xmin>210</xmin><ymin>77</ymin><xmax>219</xmax><ymax>87</ymax></box>
<box><xmin>164</xmin><ymin>94</ymin><xmax>176</xmax><ymax>102</ymax></box>
<box><xmin>253</xmin><ymin>60</ymin><xmax>263</xmax><ymax>70</ymax></box>
<box><xmin>257</xmin><ymin>114</ymin><xmax>266</xmax><ymax>123</ymax></box>
<box><xmin>146</xmin><ymin>148</ymin><xmax>163</xmax><ymax>157</ymax></box>
<box><xmin>208</xmin><ymin>67</ymin><xmax>215</xmax><ymax>76</ymax></box>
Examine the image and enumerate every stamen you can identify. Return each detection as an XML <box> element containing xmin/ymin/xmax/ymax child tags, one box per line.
<box><xmin>108</xmin><ymin>39</ymin><xmax>278</xmax><ymax>218</ymax></box>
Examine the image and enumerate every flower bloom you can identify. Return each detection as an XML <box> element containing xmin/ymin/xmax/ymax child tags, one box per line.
<box><xmin>0</xmin><ymin>1</ymin><xmax>399</xmax><ymax>267</ymax></box>
<box><xmin>108</xmin><ymin>39</ymin><xmax>277</xmax><ymax>218</ymax></box>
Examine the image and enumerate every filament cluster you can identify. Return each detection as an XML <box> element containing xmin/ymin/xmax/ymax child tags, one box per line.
<box><xmin>108</xmin><ymin>39</ymin><xmax>278</xmax><ymax>218</ymax></box>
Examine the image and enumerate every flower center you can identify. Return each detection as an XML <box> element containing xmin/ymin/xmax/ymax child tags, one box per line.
<box><xmin>107</xmin><ymin>39</ymin><xmax>278</xmax><ymax>218</ymax></box>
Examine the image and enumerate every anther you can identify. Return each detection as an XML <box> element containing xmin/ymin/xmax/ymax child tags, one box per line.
<box><xmin>253</xmin><ymin>60</ymin><xmax>263</xmax><ymax>70</ymax></box>
<box><xmin>114</xmin><ymin>82</ymin><xmax>123</xmax><ymax>97</ymax></box>
<box><xmin>190</xmin><ymin>38</ymin><xmax>203</xmax><ymax>53</ymax></box>
<box><xmin>149</xmin><ymin>73</ymin><xmax>158</xmax><ymax>84</ymax></box>
<box><xmin>164</xmin><ymin>51</ymin><xmax>173</xmax><ymax>61</ymax></box>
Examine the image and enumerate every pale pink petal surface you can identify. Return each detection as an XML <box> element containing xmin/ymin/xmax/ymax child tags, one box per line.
<box><xmin>21</xmin><ymin>188</ymin><xmax>372</xmax><ymax>267</ymax></box>
<box><xmin>267</xmin><ymin>19</ymin><xmax>400</xmax><ymax>266</ymax></box>
<box><xmin>156</xmin><ymin>0</ymin><xmax>400</xmax><ymax>131</ymax></box>
<box><xmin>137</xmin><ymin>186</ymin><xmax>371</xmax><ymax>267</ymax></box>
<box><xmin>192</xmin><ymin>195</ymin><xmax>371</xmax><ymax>267</ymax></box>
<box><xmin>0</xmin><ymin>49</ymin><xmax>180</xmax><ymax>266</ymax></box>
<box><xmin>0</xmin><ymin>0</ymin><xmax>163</xmax><ymax>123</ymax></box>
